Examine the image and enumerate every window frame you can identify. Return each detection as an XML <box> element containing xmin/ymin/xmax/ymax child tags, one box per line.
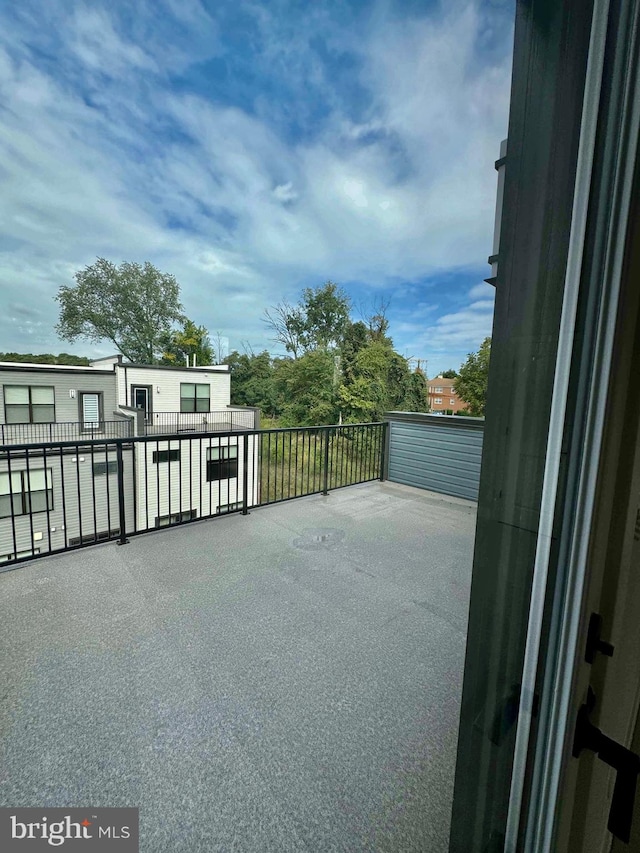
<box><xmin>0</xmin><ymin>468</ymin><xmax>54</xmax><ymax>518</ymax></box>
<box><xmin>3</xmin><ymin>385</ymin><xmax>56</xmax><ymax>424</ymax></box>
<box><xmin>206</xmin><ymin>443</ymin><xmax>239</xmax><ymax>481</ymax></box>
<box><xmin>217</xmin><ymin>501</ymin><xmax>242</xmax><ymax>513</ymax></box>
<box><xmin>152</xmin><ymin>449</ymin><xmax>180</xmax><ymax>464</ymax></box>
<box><xmin>92</xmin><ymin>460</ymin><xmax>118</xmax><ymax>476</ymax></box>
<box><xmin>0</xmin><ymin>548</ymin><xmax>41</xmax><ymax>564</ymax></box>
<box><xmin>180</xmin><ymin>382</ymin><xmax>210</xmax><ymax>413</ymax></box>
<box><xmin>154</xmin><ymin>509</ymin><xmax>198</xmax><ymax>528</ymax></box>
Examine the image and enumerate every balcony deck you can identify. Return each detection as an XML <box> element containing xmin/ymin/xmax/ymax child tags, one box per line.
<box><xmin>0</xmin><ymin>481</ymin><xmax>475</xmax><ymax>852</ymax></box>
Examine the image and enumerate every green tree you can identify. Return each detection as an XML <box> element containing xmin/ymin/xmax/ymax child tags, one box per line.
<box><xmin>160</xmin><ymin>319</ymin><xmax>213</xmax><ymax>367</ymax></box>
<box><xmin>299</xmin><ymin>281</ymin><xmax>350</xmax><ymax>351</ymax></box>
<box><xmin>224</xmin><ymin>350</ymin><xmax>280</xmax><ymax>418</ymax></box>
<box><xmin>261</xmin><ymin>302</ymin><xmax>306</xmax><ymax>358</ymax></box>
<box><xmin>441</xmin><ymin>369</ymin><xmax>458</xmax><ymax>379</ymax></box>
<box><xmin>274</xmin><ymin>350</ymin><xmax>338</xmax><ymax>426</ymax></box>
<box><xmin>55</xmin><ymin>258</ymin><xmax>184</xmax><ymax>364</ymax></box>
<box><xmin>263</xmin><ymin>281</ymin><xmax>351</xmax><ymax>357</ymax></box>
<box><xmin>338</xmin><ymin>339</ymin><xmax>428</xmax><ymax>423</ymax></box>
<box><xmin>455</xmin><ymin>337</ymin><xmax>491</xmax><ymax>416</ymax></box>
<box><xmin>0</xmin><ymin>352</ymin><xmax>91</xmax><ymax>365</ymax></box>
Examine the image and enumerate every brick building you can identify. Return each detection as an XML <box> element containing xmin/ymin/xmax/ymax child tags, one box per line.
<box><xmin>427</xmin><ymin>375</ymin><xmax>467</xmax><ymax>414</ymax></box>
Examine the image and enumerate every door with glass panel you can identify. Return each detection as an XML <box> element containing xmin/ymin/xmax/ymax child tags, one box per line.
<box><xmin>132</xmin><ymin>386</ymin><xmax>151</xmax><ymax>422</ymax></box>
<box><xmin>449</xmin><ymin>0</ymin><xmax>640</xmax><ymax>849</ymax></box>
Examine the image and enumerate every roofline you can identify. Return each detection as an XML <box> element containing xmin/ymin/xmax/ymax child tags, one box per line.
<box><xmin>0</xmin><ymin>362</ymin><xmax>114</xmax><ymax>375</ymax></box>
<box><xmin>117</xmin><ymin>363</ymin><xmax>229</xmax><ymax>373</ymax></box>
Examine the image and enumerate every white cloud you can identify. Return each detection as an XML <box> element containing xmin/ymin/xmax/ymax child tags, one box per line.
<box><xmin>0</xmin><ymin>0</ymin><xmax>512</xmax><ymax>363</ymax></box>
<box><xmin>273</xmin><ymin>182</ymin><xmax>298</xmax><ymax>203</ymax></box>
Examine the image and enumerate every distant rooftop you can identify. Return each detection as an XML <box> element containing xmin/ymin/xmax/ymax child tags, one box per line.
<box><xmin>0</xmin><ymin>357</ymin><xmax>229</xmax><ymax>373</ymax></box>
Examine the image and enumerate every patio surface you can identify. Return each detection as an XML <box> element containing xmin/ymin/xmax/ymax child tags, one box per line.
<box><xmin>0</xmin><ymin>481</ymin><xmax>476</xmax><ymax>852</ymax></box>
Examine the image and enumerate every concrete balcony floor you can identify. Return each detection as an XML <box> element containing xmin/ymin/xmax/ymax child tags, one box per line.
<box><xmin>0</xmin><ymin>481</ymin><xmax>476</xmax><ymax>852</ymax></box>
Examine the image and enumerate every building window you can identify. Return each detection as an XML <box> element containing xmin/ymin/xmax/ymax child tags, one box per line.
<box><xmin>152</xmin><ymin>449</ymin><xmax>180</xmax><ymax>463</ymax></box>
<box><xmin>0</xmin><ymin>469</ymin><xmax>53</xmax><ymax>518</ymax></box>
<box><xmin>79</xmin><ymin>392</ymin><xmax>103</xmax><ymax>431</ymax></box>
<box><xmin>69</xmin><ymin>529</ymin><xmax>120</xmax><ymax>546</ymax></box>
<box><xmin>180</xmin><ymin>383</ymin><xmax>210</xmax><ymax>413</ymax></box>
<box><xmin>92</xmin><ymin>460</ymin><xmax>118</xmax><ymax>476</ymax></box>
<box><xmin>434</xmin><ymin>398</ymin><xmax>443</xmax><ymax>405</ymax></box>
<box><xmin>206</xmin><ymin>445</ymin><xmax>238</xmax><ymax>481</ymax></box>
<box><xmin>450</xmin><ymin>399</ymin><xmax>456</xmax><ymax>406</ymax></box>
<box><xmin>155</xmin><ymin>509</ymin><xmax>198</xmax><ymax>528</ymax></box>
<box><xmin>4</xmin><ymin>386</ymin><xmax>55</xmax><ymax>424</ymax></box>
<box><xmin>434</xmin><ymin>386</ymin><xmax>443</xmax><ymax>393</ymax></box>
<box><xmin>0</xmin><ymin>548</ymin><xmax>41</xmax><ymax>564</ymax></box>
<box><xmin>218</xmin><ymin>502</ymin><xmax>242</xmax><ymax>513</ymax></box>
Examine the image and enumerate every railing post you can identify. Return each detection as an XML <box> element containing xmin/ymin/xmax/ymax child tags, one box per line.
<box><xmin>322</xmin><ymin>427</ymin><xmax>330</xmax><ymax>495</ymax></box>
<box><xmin>116</xmin><ymin>441</ymin><xmax>130</xmax><ymax>545</ymax></box>
<box><xmin>242</xmin><ymin>433</ymin><xmax>250</xmax><ymax>515</ymax></box>
<box><xmin>379</xmin><ymin>421</ymin><xmax>388</xmax><ymax>481</ymax></box>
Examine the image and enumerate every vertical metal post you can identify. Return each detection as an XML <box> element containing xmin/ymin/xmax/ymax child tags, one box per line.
<box><xmin>379</xmin><ymin>422</ymin><xmax>388</xmax><ymax>481</ymax></box>
<box><xmin>322</xmin><ymin>427</ymin><xmax>330</xmax><ymax>495</ymax></box>
<box><xmin>242</xmin><ymin>434</ymin><xmax>250</xmax><ymax>515</ymax></box>
<box><xmin>116</xmin><ymin>441</ymin><xmax>129</xmax><ymax>545</ymax></box>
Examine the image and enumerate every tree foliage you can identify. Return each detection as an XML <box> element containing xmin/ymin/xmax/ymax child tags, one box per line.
<box><xmin>441</xmin><ymin>369</ymin><xmax>458</xmax><ymax>379</ymax></box>
<box><xmin>250</xmin><ymin>284</ymin><xmax>430</xmax><ymax>425</ymax></box>
<box><xmin>224</xmin><ymin>350</ymin><xmax>281</xmax><ymax>418</ymax></box>
<box><xmin>338</xmin><ymin>334</ymin><xmax>427</xmax><ymax>423</ymax></box>
<box><xmin>160</xmin><ymin>319</ymin><xmax>213</xmax><ymax>367</ymax></box>
<box><xmin>455</xmin><ymin>337</ymin><xmax>491</xmax><ymax>416</ymax></box>
<box><xmin>55</xmin><ymin>258</ymin><xmax>185</xmax><ymax>364</ymax></box>
<box><xmin>275</xmin><ymin>350</ymin><xmax>339</xmax><ymax>426</ymax></box>
<box><xmin>263</xmin><ymin>282</ymin><xmax>350</xmax><ymax>357</ymax></box>
<box><xmin>299</xmin><ymin>281</ymin><xmax>350</xmax><ymax>351</ymax></box>
<box><xmin>0</xmin><ymin>352</ymin><xmax>91</xmax><ymax>365</ymax></box>
<box><xmin>261</xmin><ymin>301</ymin><xmax>306</xmax><ymax>359</ymax></box>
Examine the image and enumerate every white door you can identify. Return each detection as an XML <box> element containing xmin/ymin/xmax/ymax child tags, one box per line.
<box><xmin>81</xmin><ymin>393</ymin><xmax>100</xmax><ymax>429</ymax></box>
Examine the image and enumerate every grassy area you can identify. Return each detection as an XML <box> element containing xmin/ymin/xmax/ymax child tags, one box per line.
<box><xmin>257</xmin><ymin>424</ymin><xmax>383</xmax><ymax>504</ymax></box>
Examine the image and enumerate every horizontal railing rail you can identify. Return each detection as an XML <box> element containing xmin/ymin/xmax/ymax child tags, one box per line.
<box><xmin>0</xmin><ymin>423</ymin><xmax>387</xmax><ymax>571</ymax></box>
<box><xmin>0</xmin><ymin>420</ymin><xmax>132</xmax><ymax>446</ymax></box>
<box><xmin>145</xmin><ymin>410</ymin><xmax>255</xmax><ymax>434</ymax></box>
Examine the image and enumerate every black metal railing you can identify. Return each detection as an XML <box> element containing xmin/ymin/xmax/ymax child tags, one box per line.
<box><xmin>0</xmin><ymin>420</ymin><xmax>132</xmax><ymax>446</ymax></box>
<box><xmin>0</xmin><ymin>423</ymin><xmax>387</xmax><ymax>571</ymax></box>
<box><xmin>144</xmin><ymin>410</ymin><xmax>255</xmax><ymax>435</ymax></box>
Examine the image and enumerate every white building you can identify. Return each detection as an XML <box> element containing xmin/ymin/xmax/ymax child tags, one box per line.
<box><xmin>0</xmin><ymin>357</ymin><xmax>259</xmax><ymax>564</ymax></box>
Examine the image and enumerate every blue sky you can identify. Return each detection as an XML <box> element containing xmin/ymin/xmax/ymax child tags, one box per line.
<box><xmin>0</xmin><ymin>0</ymin><xmax>513</xmax><ymax>375</ymax></box>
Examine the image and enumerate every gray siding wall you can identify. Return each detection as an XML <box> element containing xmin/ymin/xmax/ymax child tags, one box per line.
<box><xmin>0</xmin><ymin>367</ymin><xmax>118</xmax><ymax>423</ymax></box>
<box><xmin>0</xmin><ymin>448</ymin><xmax>135</xmax><ymax>561</ymax></box>
<box><xmin>386</xmin><ymin>413</ymin><xmax>484</xmax><ymax>501</ymax></box>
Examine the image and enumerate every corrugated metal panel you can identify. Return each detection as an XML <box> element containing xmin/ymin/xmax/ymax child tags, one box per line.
<box><xmin>388</xmin><ymin>419</ymin><xmax>484</xmax><ymax>501</ymax></box>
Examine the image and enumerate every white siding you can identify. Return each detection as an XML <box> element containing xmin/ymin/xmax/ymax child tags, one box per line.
<box><xmin>116</xmin><ymin>365</ymin><xmax>230</xmax><ymax>413</ymax></box>
<box><xmin>135</xmin><ymin>434</ymin><xmax>257</xmax><ymax>530</ymax></box>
